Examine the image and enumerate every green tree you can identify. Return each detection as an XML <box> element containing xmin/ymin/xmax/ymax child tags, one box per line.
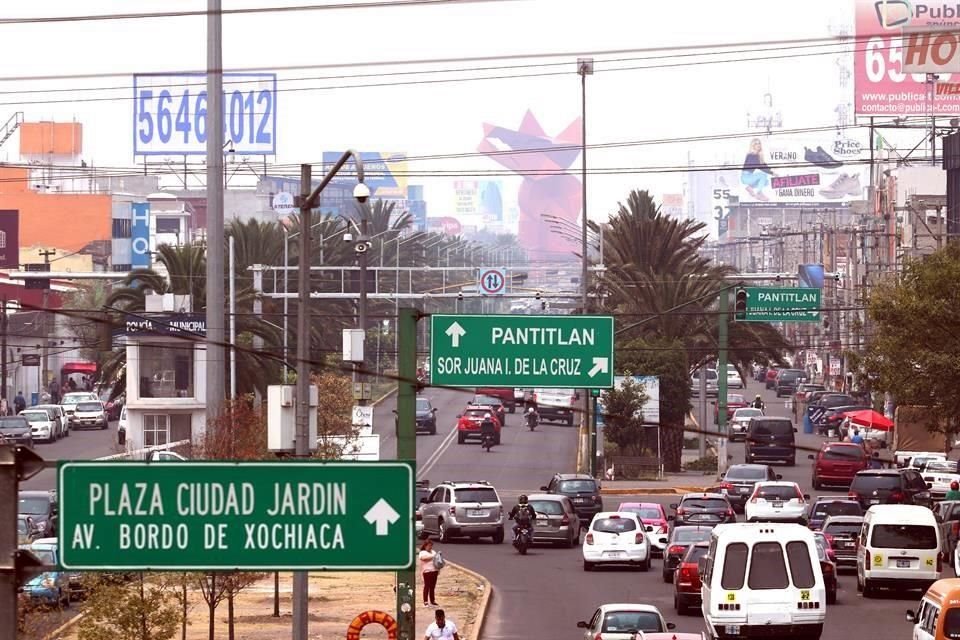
<box><xmin>862</xmin><ymin>243</ymin><xmax>960</xmax><ymax>439</ymax></box>
<box><xmin>600</xmin><ymin>376</ymin><xmax>649</xmax><ymax>455</ymax></box>
<box><xmin>78</xmin><ymin>573</ymin><xmax>180</xmax><ymax>640</ymax></box>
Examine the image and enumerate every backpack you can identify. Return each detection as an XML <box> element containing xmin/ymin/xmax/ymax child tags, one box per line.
<box><xmin>432</xmin><ymin>550</ymin><xmax>446</xmax><ymax>571</ymax></box>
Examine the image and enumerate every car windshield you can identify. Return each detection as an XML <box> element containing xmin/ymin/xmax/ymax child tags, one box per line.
<box><xmin>925</xmin><ymin>461</ymin><xmax>958</xmax><ymax>473</ymax></box>
<box><xmin>733</xmin><ymin>409</ymin><xmax>763</xmax><ymax>419</ymax></box>
<box><xmin>823</xmin><ymin>522</ymin><xmax>862</xmax><ymax>537</ymax></box>
<box><xmin>751</xmin><ymin>420</ymin><xmax>793</xmax><ymax>436</ymax></box>
<box><xmin>756</xmin><ymin>485</ymin><xmax>799</xmax><ymax>500</ymax></box>
<box><xmin>681</xmin><ymin>498</ymin><xmax>728</xmax><ymax>510</ymax></box>
<box><xmin>20</xmin><ymin>412</ymin><xmax>48</xmax><ymax>423</ymax></box>
<box><xmin>529</xmin><ymin>500</ymin><xmax>564</xmax><ymax>515</ymax></box>
<box><xmin>592</xmin><ymin>517</ymin><xmax>637</xmax><ymax>533</ymax></box>
<box><xmin>620</xmin><ymin>506</ymin><xmax>662</xmax><ymax>520</ymax></box>
<box><xmin>63</xmin><ymin>393</ymin><xmax>94</xmax><ymax>403</ymax></box>
<box><xmin>0</xmin><ymin>418</ymin><xmax>28</xmax><ymax>431</ymax></box>
<box><xmin>454</xmin><ymin>488</ymin><xmax>498</xmax><ymax>503</ymax></box>
<box><xmin>673</xmin><ymin>528</ymin><xmax>712</xmax><ymax>543</ymax></box>
<box><xmin>558</xmin><ymin>480</ymin><xmax>597</xmax><ymax>493</ymax></box>
<box><xmin>779</xmin><ymin>371</ymin><xmax>803</xmax><ymax>382</ymax></box>
<box><xmin>851</xmin><ymin>474</ymin><xmax>901</xmax><ymax>492</ymax></box>
<box><xmin>601</xmin><ymin>611</ymin><xmax>662</xmax><ymax>633</ymax></box>
<box><xmin>822</xmin><ymin>446</ymin><xmax>865</xmax><ymax>460</ymax></box>
<box><xmin>871</xmin><ymin>524</ymin><xmax>938</xmax><ymax>549</ymax></box>
<box><xmin>685</xmin><ymin>545</ymin><xmax>709</xmax><ymax>563</ymax></box>
<box><xmin>815</xmin><ymin>502</ymin><xmax>863</xmax><ymax>518</ymax></box>
<box><xmin>820</xmin><ymin>395</ymin><xmax>855</xmax><ymax>408</ymax></box>
<box><xmin>471</xmin><ymin>396</ymin><xmax>499</xmax><ymax>406</ymax></box>
<box><xmin>942</xmin><ymin>608</ymin><xmax>960</xmax><ymax>640</ymax></box>
<box><xmin>728</xmin><ymin>395</ymin><xmax>745</xmax><ymax>404</ymax></box>
<box><xmin>31</xmin><ymin>550</ymin><xmax>55</xmax><ymax>565</ymax></box>
<box><xmin>726</xmin><ymin>466</ymin><xmax>767</xmax><ymax>481</ymax></box>
<box><xmin>76</xmin><ymin>402</ymin><xmax>102</xmax><ymax>412</ymax></box>
<box><xmin>18</xmin><ymin>497</ymin><xmax>49</xmax><ymax>515</ymax></box>
<box><xmin>415</xmin><ymin>399</ymin><xmax>431</xmax><ymax>412</ymax></box>
<box><xmin>464</xmin><ymin>410</ymin><xmax>487</xmax><ymax>420</ymax></box>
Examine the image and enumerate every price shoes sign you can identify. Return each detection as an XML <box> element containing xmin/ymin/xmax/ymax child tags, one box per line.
<box><xmin>58</xmin><ymin>461</ymin><xmax>413</xmax><ymax>571</ymax></box>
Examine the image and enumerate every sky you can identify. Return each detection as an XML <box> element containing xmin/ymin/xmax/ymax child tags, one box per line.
<box><xmin>0</xmin><ymin>0</ymin><xmax>872</xmax><ymax>222</ymax></box>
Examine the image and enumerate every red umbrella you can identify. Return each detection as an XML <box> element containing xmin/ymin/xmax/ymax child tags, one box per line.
<box><xmin>842</xmin><ymin>409</ymin><xmax>894</xmax><ymax>431</ymax></box>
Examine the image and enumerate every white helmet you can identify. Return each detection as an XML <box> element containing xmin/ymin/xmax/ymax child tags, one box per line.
<box><xmin>484</xmin><ymin>412</ymin><xmax>492</xmax><ymax>419</ymax></box>
<box><xmin>528</xmin><ymin>407</ymin><xmax>535</xmax><ymax>413</ymax></box>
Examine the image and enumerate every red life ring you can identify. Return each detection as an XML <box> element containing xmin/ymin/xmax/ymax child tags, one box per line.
<box><xmin>346</xmin><ymin>610</ymin><xmax>398</xmax><ymax>640</ymax></box>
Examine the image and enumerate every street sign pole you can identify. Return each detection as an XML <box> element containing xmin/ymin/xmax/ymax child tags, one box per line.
<box><xmin>717</xmin><ymin>291</ymin><xmax>730</xmax><ymax>475</ymax></box>
<box><xmin>395</xmin><ymin>307</ymin><xmax>417</xmax><ymax>639</ymax></box>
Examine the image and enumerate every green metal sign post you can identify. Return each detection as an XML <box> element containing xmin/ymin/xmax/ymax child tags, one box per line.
<box><xmin>738</xmin><ymin>287</ymin><xmax>822</xmax><ymax>323</ymax></box>
<box><xmin>429</xmin><ymin>314</ymin><xmax>615</xmax><ymax>388</ymax></box>
<box><xmin>58</xmin><ymin>461</ymin><xmax>413</xmax><ymax>571</ymax></box>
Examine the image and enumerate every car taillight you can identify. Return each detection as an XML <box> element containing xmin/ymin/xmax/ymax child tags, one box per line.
<box><xmin>951</xmin><ymin>522</ymin><xmax>959</xmax><ymax>538</ymax></box>
<box><xmin>593</xmin><ymin>634</ymin><xmax>602</xmax><ymax>640</ymax></box>
<box><xmin>657</xmin><ymin>525</ymin><xmax>668</xmax><ymax>534</ymax></box>
<box><xmin>727</xmin><ymin>508</ymin><xmax>735</xmax><ymax>517</ymax></box>
<box><xmin>676</xmin><ymin>507</ymin><xmax>685</xmax><ymax>516</ymax></box>
<box><xmin>594</xmin><ymin>495</ymin><xmax>603</xmax><ymax>504</ymax></box>
<box><xmin>679</xmin><ymin>565</ymin><xmax>695</xmax><ymax>579</ymax></box>
<box><xmin>449</xmin><ymin>507</ymin><xmax>456</xmax><ymax>516</ymax></box>
<box><xmin>668</xmin><ymin>545</ymin><xmax>685</xmax><ymax>555</ymax></box>
<box><xmin>890</xmin><ymin>490</ymin><xmax>905</xmax><ymax>502</ymax></box>
<box><xmin>635</xmin><ymin>532</ymin><xmax>645</xmax><ymax>543</ymax></box>
<box><xmin>821</xmin><ymin>562</ymin><xmax>834</xmax><ymax>574</ymax></box>
<box><xmin>561</xmin><ymin>514</ymin><xmax>570</xmax><ymax>526</ymax></box>
<box><xmin>585</xmin><ymin>533</ymin><xmax>594</xmax><ymax>545</ymax></box>
<box><xmin>848</xmin><ymin>491</ymin><xmax>860</xmax><ymax>501</ymax></box>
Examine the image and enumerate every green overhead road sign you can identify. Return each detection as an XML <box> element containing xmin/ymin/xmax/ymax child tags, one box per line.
<box><xmin>58</xmin><ymin>461</ymin><xmax>413</xmax><ymax>571</ymax></box>
<box><xmin>739</xmin><ymin>287</ymin><xmax>822</xmax><ymax>323</ymax></box>
<box><xmin>430</xmin><ymin>314</ymin><xmax>615</xmax><ymax>388</ymax></box>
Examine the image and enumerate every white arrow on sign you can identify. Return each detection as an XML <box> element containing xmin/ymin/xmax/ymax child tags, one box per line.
<box><xmin>445</xmin><ymin>321</ymin><xmax>466</xmax><ymax>348</ymax></box>
<box><xmin>364</xmin><ymin>498</ymin><xmax>401</xmax><ymax>536</ymax></box>
<box><xmin>587</xmin><ymin>357</ymin><xmax>609</xmax><ymax>379</ymax></box>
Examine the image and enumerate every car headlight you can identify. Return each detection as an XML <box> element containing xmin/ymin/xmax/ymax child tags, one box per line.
<box><xmin>41</xmin><ymin>577</ymin><xmax>54</xmax><ymax>588</ymax></box>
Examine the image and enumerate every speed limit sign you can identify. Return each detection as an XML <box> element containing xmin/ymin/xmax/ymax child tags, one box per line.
<box><xmin>478</xmin><ymin>267</ymin><xmax>507</xmax><ymax>296</ymax></box>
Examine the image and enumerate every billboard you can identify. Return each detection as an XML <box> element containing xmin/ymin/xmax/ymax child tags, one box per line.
<box><xmin>133</xmin><ymin>73</ymin><xmax>277</xmax><ymax>156</ymax></box>
<box><xmin>734</xmin><ymin>136</ymin><xmax>867</xmax><ymax>205</ymax></box>
<box><xmin>661</xmin><ymin>193</ymin><xmax>684</xmax><ymax>218</ymax></box>
<box><xmin>131</xmin><ymin>203</ymin><xmax>151</xmax><ymax>268</ymax></box>
<box><xmin>855</xmin><ymin>0</ymin><xmax>960</xmax><ymax>115</ymax></box>
<box><xmin>454</xmin><ymin>180</ymin><xmax>504</xmax><ymax>222</ymax></box>
<box><xmin>0</xmin><ymin>210</ymin><xmax>19</xmax><ymax>269</ymax></box>
<box><xmin>321</xmin><ymin>152</ymin><xmax>408</xmax><ymax>199</ymax></box>
<box><xmin>597</xmin><ymin>375</ymin><xmax>661</xmax><ymax>425</ymax></box>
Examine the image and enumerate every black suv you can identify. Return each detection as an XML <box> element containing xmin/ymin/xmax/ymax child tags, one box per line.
<box><xmin>668</xmin><ymin>493</ymin><xmax>736</xmax><ymax>528</ymax></box>
<box><xmin>746</xmin><ymin>417</ymin><xmax>797</xmax><ymax>466</ymax></box>
<box><xmin>713</xmin><ymin>463</ymin><xmax>781</xmax><ymax>511</ymax></box>
<box><xmin>18</xmin><ymin>490</ymin><xmax>57</xmax><ymax>537</ymax></box>
<box><xmin>415</xmin><ymin>396</ymin><xmax>437</xmax><ymax>435</ymax></box>
<box><xmin>774</xmin><ymin>369</ymin><xmax>807</xmax><ymax>397</ymax></box>
<box><xmin>541</xmin><ymin>473</ymin><xmax>602</xmax><ymax>523</ymax></box>
<box><xmin>848</xmin><ymin>469</ymin><xmax>933</xmax><ymax>510</ymax></box>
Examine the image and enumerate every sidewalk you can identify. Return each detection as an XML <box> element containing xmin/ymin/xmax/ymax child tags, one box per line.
<box><xmin>600</xmin><ymin>441</ymin><xmax>718</xmax><ymax>495</ymax></box>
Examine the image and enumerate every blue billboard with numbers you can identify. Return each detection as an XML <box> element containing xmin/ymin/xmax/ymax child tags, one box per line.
<box><xmin>133</xmin><ymin>73</ymin><xmax>277</xmax><ymax>156</ymax></box>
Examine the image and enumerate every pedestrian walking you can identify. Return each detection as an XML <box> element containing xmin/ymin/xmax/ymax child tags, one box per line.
<box><xmin>424</xmin><ymin>609</ymin><xmax>460</xmax><ymax>640</ymax></box>
<box><xmin>0</xmin><ymin>398</ymin><xmax>9</xmax><ymax>416</ymax></box>
<box><xmin>49</xmin><ymin>379</ymin><xmax>60</xmax><ymax>405</ymax></box>
<box><xmin>13</xmin><ymin>391</ymin><xmax>25</xmax><ymax>414</ymax></box>
<box><xmin>419</xmin><ymin>539</ymin><xmax>441</xmax><ymax>607</ymax></box>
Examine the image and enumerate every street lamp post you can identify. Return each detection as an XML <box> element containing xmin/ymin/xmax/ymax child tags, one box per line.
<box><xmin>578</xmin><ymin>57</ymin><xmax>595</xmax><ymax>476</ymax></box>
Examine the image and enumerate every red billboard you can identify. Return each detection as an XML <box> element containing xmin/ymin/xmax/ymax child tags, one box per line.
<box><xmin>855</xmin><ymin>0</ymin><xmax>960</xmax><ymax>115</ymax></box>
<box><xmin>0</xmin><ymin>210</ymin><xmax>19</xmax><ymax>269</ymax></box>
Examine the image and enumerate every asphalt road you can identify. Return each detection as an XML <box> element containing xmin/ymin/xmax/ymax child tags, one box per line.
<box><xmin>21</xmin><ymin>421</ymin><xmax>119</xmax><ymax>492</ymax></box>
<box><xmin>400</xmin><ymin>379</ymin><xmax>944</xmax><ymax>640</ymax></box>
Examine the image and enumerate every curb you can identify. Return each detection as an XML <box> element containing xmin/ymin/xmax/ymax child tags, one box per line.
<box><xmin>447</xmin><ymin>561</ymin><xmax>493</xmax><ymax>640</ymax></box>
<box><xmin>42</xmin><ymin>612</ymin><xmax>84</xmax><ymax>640</ymax></box>
<box><xmin>601</xmin><ymin>486</ymin><xmax>709</xmax><ymax>496</ymax></box>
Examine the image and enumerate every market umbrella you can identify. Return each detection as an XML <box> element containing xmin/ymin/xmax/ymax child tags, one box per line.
<box><xmin>842</xmin><ymin>409</ymin><xmax>894</xmax><ymax>431</ymax></box>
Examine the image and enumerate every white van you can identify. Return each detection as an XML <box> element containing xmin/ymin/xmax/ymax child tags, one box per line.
<box><xmin>700</xmin><ymin>523</ymin><xmax>825</xmax><ymax>640</ymax></box>
<box><xmin>857</xmin><ymin>504</ymin><xmax>941</xmax><ymax>597</ymax></box>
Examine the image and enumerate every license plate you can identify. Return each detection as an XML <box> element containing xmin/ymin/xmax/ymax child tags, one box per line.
<box><xmin>897</xmin><ymin>559</ymin><xmax>911</xmax><ymax>568</ymax></box>
<box><xmin>772</xmin><ymin>501</ymin><xmax>784</xmax><ymax>508</ymax></box>
<box><xmin>739</xmin><ymin>487</ymin><xmax>750</xmax><ymax>493</ymax></box>
<box><xmin>605</xmin><ymin>551</ymin><xmax>624</xmax><ymax>558</ymax></box>
<box><xmin>468</xmin><ymin>510</ymin><xmax>488</xmax><ymax>517</ymax></box>
<box><xmin>725</xmin><ymin>625</ymin><xmax>741</xmax><ymax>635</ymax></box>
<box><xmin>575</xmin><ymin>497</ymin><xmax>587</xmax><ymax>503</ymax></box>
<box><xmin>536</xmin><ymin>519</ymin><xmax>548</xmax><ymax>526</ymax></box>
<box><xmin>841</xmin><ymin>541</ymin><xmax>854</xmax><ymax>548</ymax></box>
<box><xmin>870</xmin><ymin>499</ymin><xmax>880</xmax><ymax>504</ymax></box>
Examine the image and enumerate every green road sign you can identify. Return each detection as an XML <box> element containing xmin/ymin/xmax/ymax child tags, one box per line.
<box><xmin>58</xmin><ymin>461</ymin><xmax>413</xmax><ymax>571</ymax></box>
<box><xmin>430</xmin><ymin>314</ymin><xmax>614</xmax><ymax>388</ymax></box>
<box><xmin>741</xmin><ymin>287</ymin><xmax>822</xmax><ymax>323</ymax></box>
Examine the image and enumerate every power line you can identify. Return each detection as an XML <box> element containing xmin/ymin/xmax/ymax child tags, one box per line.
<box><xmin>0</xmin><ymin>0</ymin><xmax>518</xmax><ymax>25</ymax></box>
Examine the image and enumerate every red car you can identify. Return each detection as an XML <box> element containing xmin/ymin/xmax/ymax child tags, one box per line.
<box><xmin>714</xmin><ymin>393</ymin><xmax>748</xmax><ymax>423</ymax></box>
<box><xmin>617</xmin><ymin>502</ymin><xmax>669</xmax><ymax>555</ymax></box>
<box><xmin>456</xmin><ymin>408</ymin><xmax>501</xmax><ymax>445</ymax></box>
<box><xmin>673</xmin><ymin>541</ymin><xmax>709</xmax><ymax>615</ymax></box>
<box><xmin>808</xmin><ymin>442</ymin><xmax>869</xmax><ymax>489</ymax></box>
<box><xmin>765</xmin><ymin>367</ymin><xmax>780</xmax><ymax>389</ymax></box>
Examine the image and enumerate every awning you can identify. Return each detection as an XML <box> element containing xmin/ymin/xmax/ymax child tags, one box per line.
<box><xmin>61</xmin><ymin>362</ymin><xmax>97</xmax><ymax>375</ymax></box>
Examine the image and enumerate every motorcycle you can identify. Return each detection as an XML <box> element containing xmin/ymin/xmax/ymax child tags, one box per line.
<box><xmin>526</xmin><ymin>411</ymin><xmax>538</xmax><ymax>431</ymax></box>
<box><xmin>481</xmin><ymin>432</ymin><xmax>495</xmax><ymax>452</ymax></box>
<box><xmin>513</xmin><ymin>525</ymin><xmax>532</xmax><ymax>555</ymax></box>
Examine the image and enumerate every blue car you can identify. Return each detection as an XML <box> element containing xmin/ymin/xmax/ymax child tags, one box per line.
<box><xmin>23</xmin><ymin>543</ymin><xmax>69</xmax><ymax>609</ymax></box>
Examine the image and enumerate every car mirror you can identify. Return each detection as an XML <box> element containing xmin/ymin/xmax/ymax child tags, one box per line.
<box><xmin>803</xmin><ymin>494</ymin><xmax>811</xmax><ymax>500</ymax></box>
<box><xmin>776</xmin><ymin>474</ymin><xmax>783</xmax><ymax>480</ymax></box>
<box><xmin>669</xmin><ymin>503</ymin><xmax>679</xmax><ymax>510</ymax></box>
<box><xmin>432</xmin><ymin>408</ymin><xmax>438</xmax><ymax>413</ymax></box>
<box><xmin>807</xmin><ymin>454</ymin><xmax>815</xmax><ymax>460</ymax></box>
<box><xmin>576</xmin><ymin>621</ymin><xmax>588</xmax><ymax>629</ymax></box>
<box><xmin>540</xmin><ymin>486</ymin><xmax>548</xmax><ymax>491</ymax></box>
<box><xmin>906</xmin><ymin>610</ymin><xmax>917</xmax><ymax>623</ymax></box>
<box><xmin>717</xmin><ymin>472</ymin><xmax>726</xmax><ymax>479</ymax></box>
<box><xmin>698</xmin><ymin>557</ymin><xmax>708</xmax><ymax>574</ymax></box>
<box><xmin>666</xmin><ymin>623</ymin><xmax>676</xmax><ymax>630</ymax></box>
<box><xmin>645</xmin><ymin>525</ymin><xmax>654</xmax><ymax>532</ymax></box>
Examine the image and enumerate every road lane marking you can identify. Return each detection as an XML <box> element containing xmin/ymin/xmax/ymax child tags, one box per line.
<box><xmin>418</xmin><ymin>421</ymin><xmax>459</xmax><ymax>480</ymax></box>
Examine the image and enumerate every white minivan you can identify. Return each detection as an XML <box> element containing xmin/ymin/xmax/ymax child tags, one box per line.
<box><xmin>700</xmin><ymin>523</ymin><xmax>826</xmax><ymax>640</ymax></box>
<box><xmin>857</xmin><ymin>504</ymin><xmax>941</xmax><ymax>597</ymax></box>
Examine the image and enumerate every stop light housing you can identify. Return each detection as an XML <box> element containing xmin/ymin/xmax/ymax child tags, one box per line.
<box><xmin>734</xmin><ymin>287</ymin><xmax>748</xmax><ymax>321</ymax></box>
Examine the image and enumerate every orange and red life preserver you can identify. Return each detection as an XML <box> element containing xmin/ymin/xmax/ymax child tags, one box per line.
<box><xmin>346</xmin><ymin>610</ymin><xmax>398</xmax><ymax>640</ymax></box>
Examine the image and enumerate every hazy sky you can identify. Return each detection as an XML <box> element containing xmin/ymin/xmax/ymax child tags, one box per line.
<box><xmin>0</xmin><ymin>0</ymin><xmax>866</xmax><ymax>219</ymax></box>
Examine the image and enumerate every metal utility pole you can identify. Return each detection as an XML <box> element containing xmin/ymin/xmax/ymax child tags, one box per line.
<box><xmin>229</xmin><ymin>235</ymin><xmax>236</xmax><ymax>399</ymax></box>
<box><xmin>38</xmin><ymin>249</ymin><xmax>54</xmax><ymax>398</ymax></box>
<box><xmin>1</xmin><ymin>297</ymin><xmax>7</xmax><ymax>404</ymax></box>
<box><xmin>292</xmin><ymin>163</ymin><xmax>312</xmax><ymax>640</ymax></box>
<box><xmin>698</xmin><ymin>366</ymin><xmax>707</xmax><ymax>458</ymax></box>
<box><xmin>716</xmin><ymin>291</ymin><xmax>730</xmax><ymax>475</ymax></box>
<box><xmin>205</xmin><ymin>0</ymin><xmax>226</xmax><ymax>418</ymax></box>
<box><xmin>578</xmin><ymin>57</ymin><xmax>594</xmax><ymax>475</ymax></box>
<box><xmin>395</xmin><ymin>307</ymin><xmax>417</xmax><ymax>639</ymax></box>
<box><xmin>355</xmin><ymin>211</ymin><xmax>369</xmax><ymax>407</ymax></box>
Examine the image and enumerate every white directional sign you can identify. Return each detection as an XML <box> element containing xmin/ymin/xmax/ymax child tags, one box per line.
<box><xmin>352</xmin><ymin>405</ymin><xmax>374</xmax><ymax>427</ymax></box>
<box><xmin>478</xmin><ymin>267</ymin><xmax>507</xmax><ymax>295</ymax></box>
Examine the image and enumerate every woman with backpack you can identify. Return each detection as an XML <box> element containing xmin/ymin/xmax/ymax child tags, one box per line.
<box><xmin>419</xmin><ymin>539</ymin><xmax>443</xmax><ymax>607</ymax></box>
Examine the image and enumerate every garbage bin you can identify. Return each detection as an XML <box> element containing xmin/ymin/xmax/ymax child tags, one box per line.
<box><xmin>30</xmin><ymin>392</ymin><xmax>38</xmax><ymax>406</ymax></box>
<box><xmin>803</xmin><ymin>413</ymin><xmax>813</xmax><ymax>435</ymax></box>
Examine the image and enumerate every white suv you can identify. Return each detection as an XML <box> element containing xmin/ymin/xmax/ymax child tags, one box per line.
<box><xmin>582</xmin><ymin>512</ymin><xmax>651</xmax><ymax>571</ymax></box>
<box><xmin>419</xmin><ymin>481</ymin><xmax>505</xmax><ymax>544</ymax></box>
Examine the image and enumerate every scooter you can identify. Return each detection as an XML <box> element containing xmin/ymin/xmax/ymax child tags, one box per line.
<box><xmin>513</xmin><ymin>525</ymin><xmax>532</xmax><ymax>555</ymax></box>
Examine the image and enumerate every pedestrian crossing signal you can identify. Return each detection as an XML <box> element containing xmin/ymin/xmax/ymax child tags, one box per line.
<box><xmin>734</xmin><ymin>287</ymin><xmax>748</xmax><ymax>321</ymax></box>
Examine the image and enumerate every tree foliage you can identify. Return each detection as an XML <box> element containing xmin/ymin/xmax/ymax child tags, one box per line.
<box><xmin>78</xmin><ymin>573</ymin><xmax>180</xmax><ymax>640</ymax></box>
<box><xmin>600</xmin><ymin>376</ymin><xmax>648</xmax><ymax>455</ymax></box>
<box><xmin>862</xmin><ymin>244</ymin><xmax>960</xmax><ymax>435</ymax></box>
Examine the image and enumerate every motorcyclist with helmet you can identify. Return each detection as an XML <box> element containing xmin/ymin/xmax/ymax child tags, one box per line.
<box><xmin>525</xmin><ymin>406</ymin><xmax>539</xmax><ymax>429</ymax></box>
<box><xmin>509</xmin><ymin>494</ymin><xmax>538</xmax><ymax>541</ymax></box>
<box><xmin>480</xmin><ymin>412</ymin><xmax>497</xmax><ymax>447</ymax></box>
<box><xmin>751</xmin><ymin>394</ymin><xmax>765</xmax><ymax>410</ymax></box>
<box><xmin>946</xmin><ymin>481</ymin><xmax>960</xmax><ymax>501</ymax></box>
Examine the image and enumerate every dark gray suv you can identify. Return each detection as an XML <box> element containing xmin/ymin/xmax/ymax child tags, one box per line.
<box><xmin>541</xmin><ymin>473</ymin><xmax>603</xmax><ymax>523</ymax></box>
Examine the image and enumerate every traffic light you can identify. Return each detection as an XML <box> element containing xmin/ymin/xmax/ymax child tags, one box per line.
<box><xmin>734</xmin><ymin>287</ymin><xmax>748</xmax><ymax>321</ymax></box>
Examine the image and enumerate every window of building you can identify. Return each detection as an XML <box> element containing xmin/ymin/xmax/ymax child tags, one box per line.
<box><xmin>112</xmin><ymin>218</ymin><xmax>132</xmax><ymax>238</ymax></box>
<box><xmin>156</xmin><ymin>218</ymin><xmax>181</xmax><ymax>234</ymax></box>
<box><xmin>113</xmin><ymin>264</ymin><xmax>132</xmax><ymax>272</ymax></box>
<box><xmin>138</xmin><ymin>343</ymin><xmax>194</xmax><ymax>398</ymax></box>
<box><xmin>143</xmin><ymin>414</ymin><xmax>169</xmax><ymax>446</ymax></box>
